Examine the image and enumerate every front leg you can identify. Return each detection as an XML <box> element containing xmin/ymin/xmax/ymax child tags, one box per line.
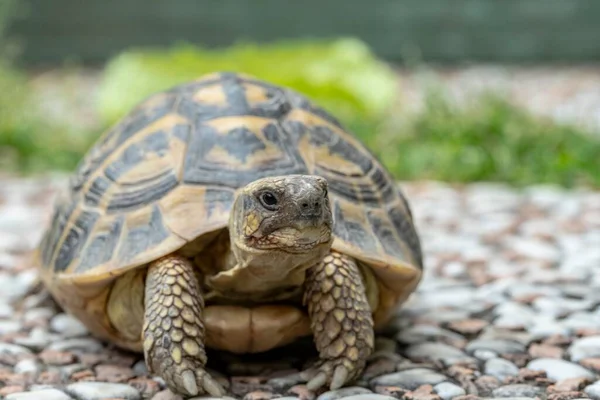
<box><xmin>143</xmin><ymin>254</ymin><xmax>225</xmax><ymax>397</ymax></box>
<box><xmin>302</xmin><ymin>251</ymin><xmax>375</xmax><ymax>391</ymax></box>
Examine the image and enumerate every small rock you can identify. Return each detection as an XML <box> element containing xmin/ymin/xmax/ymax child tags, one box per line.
<box><xmin>371</xmin><ymin>368</ymin><xmax>448</xmax><ymax>390</ymax></box>
<box><xmin>466</xmin><ymin>339</ymin><xmax>525</xmax><ymax>355</ymax></box>
<box><xmin>0</xmin><ymin>343</ymin><xmax>33</xmax><ymax>356</ymax></box>
<box><xmin>132</xmin><ymin>360</ymin><xmax>149</xmax><ymax>376</ymax></box>
<box><xmin>14</xmin><ymin>327</ymin><xmax>59</xmax><ymax>351</ymax></box>
<box><xmin>474</xmin><ymin>375</ymin><xmax>500</xmax><ymax>395</ymax></box>
<box><xmin>0</xmin><ymin>387</ymin><xmax>26</xmax><ymax>397</ymax></box>
<box><xmin>585</xmin><ymin>381</ymin><xmax>600</xmax><ymax>400</ymax></box>
<box><xmin>341</xmin><ymin>396</ymin><xmax>397</xmax><ymax>400</ymax></box>
<box><xmin>65</xmin><ymin>382</ymin><xmax>141</xmax><ymax>400</ymax></box>
<box><xmin>396</xmin><ymin>325</ymin><xmax>465</xmax><ymax>346</ymax></box>
<box><xmin>39</xmin><ymin>350</ymin><xmax>76</xmax><ymax>366</ymax></box>
<box><xmin>403</xmin><ymin>384</ymin><xmax>442</xmax><ymax>400</ymax></box>
<box><xmin>548</xmin><ymin>377</ymin><xmax>592</xmax><ymax>392</ymax></box>
<box><xmin>580</xmin><ymin>358</ymin><xmax>600</xmax><ymax>373</ymax></box>
<box><xmin>149</xmin><ymin>390</ymin><xmax>181</xmax><ymax>400</ymax></box>
<box><xmin>48</xmin><ymin>338</ymin><xmax>104</xmax><ymax>353</ymax></box>
<box><xmin>405</xmin><ymin>343</ymin><xmax>474</xmax><ymax>366</ymax></box>
<box><xmin>569</xmin><ymin>336</ymin><xmax>600</xmax><ymax>362</ymax></box>
<box><xmin>374</xmin><ymin>385</ymin><xmax>407</xmax><ymax>398</ymax></box>
<box><xmin>14</xmin><ymin>358</ymin><xmax>40</xmax><ymax>375</ymax></box>
<box><xmin>529</xmin><ymin>343</ymin><xmax>564</xmax><ymax>359</ymax></box>
<box><xmin>6</xmin><ymin>389</ymin><xmax>73</xmax><ymax>400</ymax></box>
<box><xmin>286</xmin><ymin>385</ymin><xmax>314</xmax><ymax>400</ymax></box>
<box><xmin>22</xmin><ymin>307</ymin><xmax>55</xmax><ymax>325</ymax></box>
<box><xmin>94</xmin><ymin>364</ymin><xmax>135</xmax><ymax>383</ymax></box>
<box><xmin>473</xmin><ymin>349</ymin><xmax>498</xmax><ymax>361</ymax></box>
<box><xmin>434</xmin><ymin>382</ymin><xmax>466</xmax><ymax>400</ymax></box>
<box><xmin>316</xmin><ymin>387</ymin><xmax>372</xmax><ymax>400</ymax></box>
<box><xmin>492</xmin><ymin>383</ymin><xmax>544</xmax><ymax>398</ymax></box>
<box><xmin>0</xmin><ymin>320</ymin><xmax>22</xmax><ymax>335</ymax></box>
<box><xmin>50</xmin><ymin>314</ymin><xmax>88</xmax><ymax>337</ymax></box>
<box><xmin>485</xmin><ymin>358</ymin><xmax>520</xmax><ymax>382</ymax></box>
<box><xmin>447</xmin><ymin>319</ymin><xmax>488</xmax><ymax>335</ymax></box>
<box><xmin>527</xmin><ymin>358</ymin><xmax>595</xmax><ymax>381</ymax></box>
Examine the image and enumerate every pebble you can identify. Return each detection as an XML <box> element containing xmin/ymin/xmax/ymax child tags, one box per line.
<box><xmin>569</xmin><ymin>336</ymin><xmax>600</xmax><ymax>362</ymax></box>
<box><xmin>339</xmin><ymin>396</ymin><xmax>397</xmax><ymax>400</ymax></box>
<box><xmin>48</xmin><ymin>338</ymin><xmax>104</xmax><ymax>353</ymax></box>
<box><xmin>0</xmin><ymin>343</ymin><xmax>33</xmax><ymax>356</ymax></box>
<box><xmin>0</xmin><ymin>320</ymin><xmax>22</xmax><ymax>335</ymax></box>
<box><xmin>492</xmin><ymin>384</ymin><xmax>544</xmax><ymax>398</ymax></box>
<box><xmin>14</xmin><ymin>359</ymin><xmax>40</xmax><ymax>375</ymax></box>
<box><xmin>65</xmin><ymin>382</ymin><xmax>141</xmax><ymax>400</ymax></box>
<box><xmin>406</xmin><ymin>343</ymin><xmax>474</xmax><ymax>366</ymax></box>
<box><xmin>485</xmin><ymin>358</ymin><xmax>520</xmax><ymax>382</ymax></box>
<box><xmin>396</xmin><ymin>325</ymin><xmax>465</xmax><ymax>345</ymax></box>
<box><xmin>465</xmin><ymin>339</ymin><xmax>526</xmax><ymax>355</ymax></box>
<box><xmin>5</xmin><ymin>389</ymin><xmax>73</xmax><ymax>400</ymax></box>
<box><xmin>527</xmin><ymin>358</ymin><xmax>595</xmax><ymax>381</ymax></box>
<box><xmin>316</xmin><ymin>387</ymin><xmax>373</xmax><ymax>400</ymax></box>
<box><xmin>434</xmin><ymin>382</ymin><xmax>466</xmax><ymax>400</ymax></box>
<box><xmin>585</xmin><ymin>381</ymin><xmax>600</xmax><ymax>400</ymax></box>
<box><xmin>370</xmin><ymin>368</ymin><xmax>448</xmax><ymax>390</ymax></box>
<box><xmin>50</xmin><ymin>314</ymin><xmax>88</xmax><ymax>337</ymax></box>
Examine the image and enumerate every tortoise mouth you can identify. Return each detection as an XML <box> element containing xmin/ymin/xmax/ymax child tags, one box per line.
<box><xmin>245</xmin><ymin>225</ymin><xmax>332</xmax><ymax>253</ymax></box>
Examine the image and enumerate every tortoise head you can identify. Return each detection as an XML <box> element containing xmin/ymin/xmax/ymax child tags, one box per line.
<box><xmin>231</xmin><ymin>174</ymin><xmax>333</xmax><ymax>251</ymax></box>
<box><xmin>229</xmin><ymin>175</ymin><xmax>333</xmax><ymax>276</ymax></box>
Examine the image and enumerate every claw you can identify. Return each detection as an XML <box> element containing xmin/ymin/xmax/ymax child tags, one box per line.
<box><xmin>182</xmin><ymin>370</ymin><xmax>198</xmax><ymax>396</ymax></box>
<box><xmin>201</xmin><ymin>374</ymin><xmax>226</xmax><ymax>397</ymax></box>
<box><xmin>306</xmin><ymin>371</ymin><xmax>328</xmax><ymax>391</ymax></box>
<box><xmin>330</xmin><ymin>365</ymin><xmax>349</xmax><ymax>390</ymax></box>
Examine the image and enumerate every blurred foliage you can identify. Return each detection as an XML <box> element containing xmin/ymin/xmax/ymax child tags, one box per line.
<box><xmin>0</xmin><ymin>35</ymin><xmax>599</xmax><ymax>188</ymax></box>
<box><xmin>377</xmin><ymin>89</ymin><xmax>600</xmax><ymax>188</ymax></box>
<box><xmin>97</xmin><ymin>38</ymin><xmax>398</xmax><ymax>133</ymax></box>
<box><xmin>0</xmin><ymin>64</ymin><xmax>94</xmax><ymax>172</ymax></box>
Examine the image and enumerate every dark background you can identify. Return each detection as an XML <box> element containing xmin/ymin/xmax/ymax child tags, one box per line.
<box><xmin>7</xmin><ymin>0</ymin><xmax>600</xmax><ymax>66</ymax></box>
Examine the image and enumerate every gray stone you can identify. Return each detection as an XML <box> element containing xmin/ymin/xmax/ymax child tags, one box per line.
<box><xmin>466</xmin><ymin>339</ymin><xmax>525</xmax><ymax>355</ymax></box>
<box><xmin>50</xmin><ymin>313</ymin><xmax>88</xmax><ymax>337</ymax></box>
<box><xmin>48</xmin><ymin>338</ymin><xmax>104</xmax><ymax>353</ymax></box>
<box><xmin>65</xmin><ymin>382</ymin><xmax>140</xmax><ymax>400</ymax></box>
<box><xmin>0</xmin><ymin>342</ymin><xmax>33</xmax><ymax>355</ymax></box>
<box><xmin>14</xmin><ymin>327</ymin><xmax>59</xmax><ymax>351</ymax></box>
<box><xmin>527</xmin><ymin>317</ymin><xmax>571</xmax><ymax>340</ymax></box>
<box><xmin>14</xmin><ymin>358</ymin><xmax>40</xmax><ymax>375</ymax></box>
<box><xmin>6</xmin><ymin>389</ymin><xmax>73</xmax><ymax>400</ymax></box>
<box><xmin>485</xmin><ymin>358</ymin><xmax>520</xmax><ymax>382</ymax></box>
<box><xmin>569</xmin><ymin>336</ymin><xmax>600</xmax><ymax>362</ymax></box>
<box><xmin>0</xmin><ymin>319</ymin><xmax>22</xmax><ymax>335</ymax></box>
<box><xmin>0</xmin><ymin>303</ymin><xmax>12</xmax><ymax>318</ymax></box>
<box><xmin>406</xmin><ymin>342</ymin><xmax>474</xmax><ymax>365</ymax></box>
<box><xmin>492</xmin><ymin>384</ymin><xmax>543</xmax><ymax>398</ymax></box>
<box><xmin>585</xmin><ymin>381</ymin><xmax>600</xmax><ymax>400</ymax></box>
<box><xmin>317</xmin><ymin>386</ymin><xmax>373</xmax><ymax>400</ymax></box>
<box><xmin>132</xmin><ymin>360</ymin><xmax>149</xmax><ymax>376</ymax></box>
<box><xmin>434</xmin><ymin>382</ymin><xmax>466</xmax><ymax>400</ymax></box>
<box><xmin>22</xmin><ymin>307</ymin><xmax>55</xmax><ymax>323</ymax></box>
<box><xmin>370</xmin><ymin>368</ymin><xmax>448</xmax><ymax>390</ymax></box>
<box><xmin>340</xmin><ymin>396</ymin><xmax>397</xmax><ymax>400</ymax></box>
<box><xmin>473</xmin><ymin>349</ymin><xmax>498</xmax><ymax>361</ymax></box>
<box><xmin>527</xmin><ymin>358</ymin><xmax>595</xmax><ymax>381</ymax></box>
<box><xmin>396</xmin><ymin>324</ymin><xmax>465</xmax><ymax>345</ymax></box>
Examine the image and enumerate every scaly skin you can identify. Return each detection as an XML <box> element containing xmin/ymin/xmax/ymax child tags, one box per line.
<box><xmin>142</xmin><ymin>255</ymin><xmax>225</xmax><ymax>397</ymax></box>
<box><xmin>301</xmin><ymin>251</ymin><xmax>375</xmax><ymax>391</ymax></box>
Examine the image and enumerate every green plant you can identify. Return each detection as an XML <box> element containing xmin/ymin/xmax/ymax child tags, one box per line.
<box><xmin>97</xmin><ymin>38</ymin><xmax>398</xmax><ymax>134</ymax></box>
<box><xmin>377</xmin><ymin>89</ymin><xmax>600</xmax><ymax>188</ymax></box>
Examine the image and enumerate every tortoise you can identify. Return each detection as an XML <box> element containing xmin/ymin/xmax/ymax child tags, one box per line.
<box><xmin>35</xmin><ymin>72</ymin><xmax>423</xmax><ymax>397</ymax></box>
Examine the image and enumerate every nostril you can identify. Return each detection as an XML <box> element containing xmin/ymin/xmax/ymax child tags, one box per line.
<box><xmin>314</xmin><ymin>202</ymin><xmax>320</xmax><ymax>208</ymax></box>
<box><xmin>302</xmin><ymin>203</ymin><xmax>309</xmax><ymax>208</ymax></box>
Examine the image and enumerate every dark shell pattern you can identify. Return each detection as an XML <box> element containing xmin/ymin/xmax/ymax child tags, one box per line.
<box><xmin>38</xmin><ymin>72</ymin><xmax>422</xmax><ymax>283</ymax></box>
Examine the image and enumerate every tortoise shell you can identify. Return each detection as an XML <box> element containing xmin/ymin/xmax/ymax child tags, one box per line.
<box><xmin>36</xmin><ymin>72</ymin><xmax>423</xmax><ymax>352</ymax></box>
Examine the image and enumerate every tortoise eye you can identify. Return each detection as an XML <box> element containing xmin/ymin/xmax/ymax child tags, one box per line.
<box><xmin>259</xmin><ymin>191</ymin><xmax>279</xmax><ymax>210</ymax></box>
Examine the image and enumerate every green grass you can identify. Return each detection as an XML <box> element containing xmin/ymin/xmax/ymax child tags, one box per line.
<box><xmin>374</xmin><ymin>90</ymin><xmax>600</xmax><ymax>188</ymax></box>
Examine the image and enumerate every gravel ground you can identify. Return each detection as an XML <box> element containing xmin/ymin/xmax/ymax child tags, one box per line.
<box><xmin>1</xmin><ymin>175</ymin><xmax>599</xmax><ymax>400</ymax></box>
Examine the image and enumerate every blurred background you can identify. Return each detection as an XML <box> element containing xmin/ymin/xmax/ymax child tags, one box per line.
<box><xmin>1</xmin><ymin>0</ymin><xmax>599</xmax><ymax>188</ymax></box>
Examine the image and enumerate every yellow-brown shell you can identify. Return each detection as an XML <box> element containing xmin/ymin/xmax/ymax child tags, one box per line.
<box><xmin>35</xmin><ymin>72</ymin><xmax>422</xmax><ymax>345</ymax></box>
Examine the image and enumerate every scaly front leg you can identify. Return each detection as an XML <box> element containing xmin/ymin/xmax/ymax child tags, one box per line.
<box><xmin>143</xmin><ymin>255</ymin><xmax>225</xmax><ymax>397</ymax></box>
<box><xmin>301</xmin><ymin>251</ymin><xmax>375</xmax><ymax>391</ymax></box>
